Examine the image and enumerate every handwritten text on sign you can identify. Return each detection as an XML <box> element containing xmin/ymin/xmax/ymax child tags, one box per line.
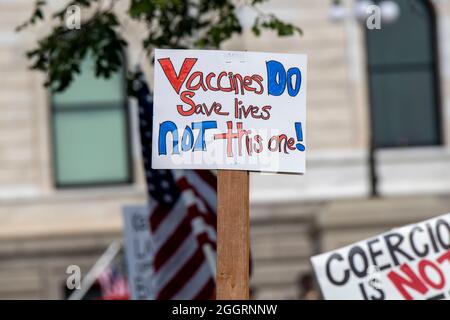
<box><xmin>311</xmin><ymin>213</ymin><xmax>450</xmax><ymax>300</ymax></box>
<box><xmin>152</xmin><ymin>49</ymin><xmax>307</xmax><ymax>173</ymax></box>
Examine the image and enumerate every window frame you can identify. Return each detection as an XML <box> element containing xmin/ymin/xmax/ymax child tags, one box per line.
<box><xmin>49</xmin><ymin>55</ymin><xmax>134</xmax><ymax>189</ymax></box>
<box><xmin>364</xmin><ymin>0</ymin><xmax>443</xmax><ymax>149</ymax></box>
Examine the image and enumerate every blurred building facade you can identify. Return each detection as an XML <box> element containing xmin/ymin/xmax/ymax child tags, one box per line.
<box><xmin>1</xmin><ymin>0</ymin><xmax>450</xmax><ymax>299</ymax></box>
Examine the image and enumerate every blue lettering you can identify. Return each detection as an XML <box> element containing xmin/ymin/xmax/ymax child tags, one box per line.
<box><xmin>158</xmin><ymin>121</ymin><xmax>218</xmax><ymax>155</ymax></box>
<box><xmin>192</xmin><ymin>121</ymin><xmax>217</xmax><ymax>151</ymax></box>
<box><xmin>266</xmin><ymin>60</ymin><xmax>286</xmax><ymax>96</ymax></box>
<box><xmin>267</xmin><ymin>60</ymin><xmax>302</xmax><ymax>97</ymax></box>
<box><xmin>181</xmin><ymin>126</ymin><xmax>194</xmax><ymax>151</ymax></box>
<box><xmin>158</xmin><ymin>121</ymin><xmax>179</xmax><ymax>155</ymax></box>
<box><xmin>287</xmin><ymin>67</ymin><xmax>301</xmax><ymax>97</ymax></box>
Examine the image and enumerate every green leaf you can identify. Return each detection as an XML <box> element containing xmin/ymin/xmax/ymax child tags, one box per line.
<box><xmin>21</xmin><ymin>0</ymin><xmax>302</xmax><ymax>93</ymax></box>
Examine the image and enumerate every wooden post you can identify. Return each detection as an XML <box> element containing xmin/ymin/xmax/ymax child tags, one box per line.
<box><xmin>217</xmin><ymin>170</ymin><xmax>250</xmax><ymax>300</ymax></box>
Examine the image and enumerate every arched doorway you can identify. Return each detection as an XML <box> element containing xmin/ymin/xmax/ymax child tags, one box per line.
<box><xmin>366</xmin><ymin>0</ymin><xmax>441</xmax><ymax>148</ymax></box>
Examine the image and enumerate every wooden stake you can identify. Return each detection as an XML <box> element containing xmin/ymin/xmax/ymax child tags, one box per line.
<box><xmin>217</xmin><ymin>170</ymin><xmax>250</xmax><ymax>300</ymax></box>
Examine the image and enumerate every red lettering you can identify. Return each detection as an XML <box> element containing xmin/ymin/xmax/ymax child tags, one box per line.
<box><xmin>213</xmin><ymin>122</ymin><xmax>251</xmax><ymax>157</ymax></box>
<box><xmin>254</xmin><ymin>135</ymin><xmax>263</xmax><ymax>153</ymax></box>
<box><xmin>261</xmin><ymin>106</ymin><xmax>272</xmax><ymax>120</ymax></box>
<box><xmin>287</xmin><ymin>137</ymin><xmax>296</xmax><ymax>150</ymax></box>
<box><xmin>243</xmin><ymin>76</ymin><xmax>255</xmax><ymax>93</ymax></box>
<box><xmin>205</xmin><ymin>73</ymin><xmax>219</xmax><ymax>91</ymax></box>
<box><xmin>418</xmin><ymin>259</ymin><xmax>445</xmax><ymax>290</ymax></box>
<box><xmin>268</xmin><ymin>134</ymin><xmax>295</xmax><ymax>154</ymax></box>
<box><xmin>234</xmin><ymin>98</ymin><xmax>272</xmax><ymax>120</ymax></box>
<box><xmin>387</xmin><ymin>264</ymin><xmax>428</xmax><ymax>300</ymax></box>
<box><xmin>231</xmin><ymin>73</ymin><xmax>244</xmax><ymax>95</ymax></box>
<box><xmin>194</xmin><ymin>102</ymin><xmax>228</xmax><ymax>117</ymax></box>
<box><xmin>158</xmin><ymin>57</ymin><xmax>197</xmax><ymax>94</ymax></box>
<box><xmin>268</xmin><ymin>136</ymin><xmax>279</xmax><ymax>152</ymax></box>
<box><xmin>177</xmin><ymin>91</ymin><xmax>229</xmax><ymax>117</ymax></box>
<box><xmin>437</xmin><ymin>250</ymin><xmax>450</xmax><ymax>264</ymax></box>
<box><xmin>252</xmin><ymin>74</ymin><xmax>264</xmax><ymax>95</ymax></box>
<box><xmin>214</xmin><ymin>121</ymin><xmax>239</xmax><ymax>157</ymax></box>
<box><xmin>177</xmin><ymin>91</ymin><xmax>196</xmax><ymax>116</ymax></box>
<box><xmin>186</xmin><ymin>71</ymin><xmax>207</xmax><ymax>91</ymax></box>
<box><xmin>217</xmin><ymin>71</ymin><xmax>232</xmax><ymax>92</ymax></box>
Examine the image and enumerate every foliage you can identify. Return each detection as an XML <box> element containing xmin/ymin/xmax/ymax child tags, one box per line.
<box><xmin>18</xmin><ymin>0</ymin><xmax>302</xmax><ymax>93</ymax></box>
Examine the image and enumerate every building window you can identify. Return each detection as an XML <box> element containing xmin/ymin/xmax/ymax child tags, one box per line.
<box><xmin>51</xmin><ymin>55</ymin><xmax>132</xmax><ymax>187</ymax></box>
<box><xmin>366</xmin><ymin>0</ymin><xmax>441</xmax><ymax>148</ymax></box>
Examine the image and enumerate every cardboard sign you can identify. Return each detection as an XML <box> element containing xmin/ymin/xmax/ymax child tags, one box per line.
<box><xmin>152</xmin><ymin>49</ymin><xmax>307</xmax><ymax>173</ymax></box>
<box><xmin>122</xmin><ymin>206</ymin><xmax>154</xmax><ymax>300</ymax></box>
<box><xmin>311</xmin><ymin>213</ymin><xmax>450</xmax><ymax>300</ymax></box>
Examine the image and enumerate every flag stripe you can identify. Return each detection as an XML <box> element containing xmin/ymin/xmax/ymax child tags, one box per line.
<box><xmin>193</xmin><ymin>170</ymin><xmax>217</xmax><ymax>191</ymax></box>
<box><xmin>154</xmin><ymin>204</ymin><xmax>208</xmax><ymax>271</ymax></box>
<box><xmin>136</xmin><ymin>75</ymin><xmax>217</xmax><ymax>300</ymax></box>
<box><xmin>156</xmin><ymin>246</ymin><xmax>205</xmax><ymax>299</ymax></box>
<box><xmin>152</xmin><ymin>230</ymin><xmax>200</xmax><ymax>291</ymax></box>
<box><xmin>171</xmin><ymin>260</ymin><xmax>213</xmax><ymax>299</ymax></box>
<box><xmin>193</xmin><ymin>277</ymin><xmax>216</xmax><ymax>300</ymax></box>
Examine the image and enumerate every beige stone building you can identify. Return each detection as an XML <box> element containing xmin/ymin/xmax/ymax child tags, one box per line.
<box><xmin>1</xmin><ymin>0</ymin><xmax>450</xmax><ymax>299</ymax></box>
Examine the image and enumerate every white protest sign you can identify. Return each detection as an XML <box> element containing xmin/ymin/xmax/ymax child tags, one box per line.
<box><xmin>122</xmin><ymin>205</ymin><xmax>154</xmax><ymax>300</ymax></box>
<box><xmin>152</xmin><ymin>49</ymin><xmax>307</xmax><ymax>173</ymax></box>
<box><xmin>311</xmin><ymin>213</ymin><xmax>450</xmax><ymax>300</ymax></box>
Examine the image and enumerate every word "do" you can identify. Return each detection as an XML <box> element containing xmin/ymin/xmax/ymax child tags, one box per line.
<box><xmin>266</xmin><ymin>60</ymin><xmax>302</xmax><ymax>97</ymax></box>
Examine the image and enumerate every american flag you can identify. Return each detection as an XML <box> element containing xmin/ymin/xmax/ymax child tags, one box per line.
<box><xmin>98</xmin><ymin>256</ymin><xmax>130</xmax><ymax>300</ymax></box>
<box><xmin>134</xmin><ymin>74</ymin><xmax>217</xmax><ymax>300</ymax></box>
